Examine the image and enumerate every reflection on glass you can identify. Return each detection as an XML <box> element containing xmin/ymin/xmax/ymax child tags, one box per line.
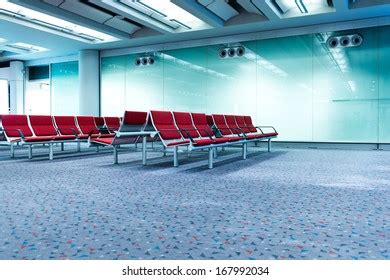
<box><xmin>100</xmin><ymin>25</ymin><xmax>390</xmax><ymax>143</ymax></box>
<box><xmin>51</xmin><ymin>61</ymin><xmax>79</xmax><ymax>115</ymax></box>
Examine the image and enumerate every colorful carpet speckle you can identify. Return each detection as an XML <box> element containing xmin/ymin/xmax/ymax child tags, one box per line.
<box><xmin>0</xmin><ymin>144</ymin><xmax>389</xmax><ymax>259</ymax></box>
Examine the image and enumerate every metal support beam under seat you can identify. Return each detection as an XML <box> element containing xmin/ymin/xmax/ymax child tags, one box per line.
<box><xmin>268</xmin><ymin>139</ymin><xmax>271</xmax><ymax>152</ymax></box>
<box><xmin>28</xmin><ymin>145</ymin><xmax>32</xmax><ymax>159</ymax></box>
<box><xmin>49</xmin><ymin>143</ymin><xmax>54</xmax><ymax>160</ymax></box>
<box><xmin>208</xmin><ymin>148</ymin><xmax>214</xmax><ymax>169</ymax></box>
<box><xmin>113</xmin><ymin>146</ymin><xmax>118</xmax><ymax>164</ymax></box>
<box><xmin>77</xmin><ymin>142</ymin><xmax>81</xmax><ymax>152</ymax></box>
<box><xmin>173</xmin><ymin>146</ymin><xmax>179</xmax><ymax>167</ymax></box>
<box><xmin>60</xmin><ymin>142</ymin><xmax>64</xmax><ymax>151</ymax></box>
<box><xmin>242</xmin><ymin>142</ymin><xmax>247</xmax><ymax>160</ymax></box>
<box><xmin>10</xmin><ymin>143</ymin><xmax>14</xmax><ymax>158</ymax></box>
<box><xmin>142</xmin><ymin>136</ymin><xmax>147</xmax><ymax>165</ymax></box>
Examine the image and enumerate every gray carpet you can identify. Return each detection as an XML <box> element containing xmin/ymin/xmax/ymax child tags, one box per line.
<box><xmin>0</xmin><ymin>143</ymin><xmax>389</xmax><ymax>259</ymax></box>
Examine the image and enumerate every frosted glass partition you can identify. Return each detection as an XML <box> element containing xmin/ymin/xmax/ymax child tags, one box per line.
<box><xmin>0</xmin><ymin>79</ymin><xmax>9</xmax><ymax>114</ymax></box>
<box><xmin>51</xmin><ymin>61</ymin><xmax>79</xmax><ymax>115</ymax></box>
<box><xmin>101</xmin><ymin>25</ymin><xmax>390</xmax><ymax>144</ymax></box>
<box><xmin>312</xmin><ymin>29</ymin><xmax>379</xmax><ymax>142</ymax></box>
<box><xmin>256</xmin><ymin>35</ymin><xmax>313</xmax><ymax>141</ymax></box>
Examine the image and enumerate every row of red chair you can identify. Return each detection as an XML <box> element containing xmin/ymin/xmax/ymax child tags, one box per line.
<box><xmin>147</xmin><ymin>111</ymin><xmax>277</xmax><ymax>168</ymax></box>
<box><xmin>0</xmin><ymin>114</ymin><xmax>121</xmax><ymax>159</ymax></box>
<box><xmin>87</xmin><ymin>110</ymin><xmax>277</xmax><ymax>168</ymax></box>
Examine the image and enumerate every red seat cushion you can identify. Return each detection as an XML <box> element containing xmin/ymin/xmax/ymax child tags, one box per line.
<box><xmin>91</xmin><ymin>137</ymin><xmax>114</xmax><ymax>145</ymax></box>
<box><xmin>192</xmin><ymin>138</ymin><xmax>214</xmax><ymax>146</ymax></box>
<box><xmin>167</xmin><ymin>140</ymin><xmax>190</xmax><ymax>146</ymax></box>
<box><xmin>23</xmin><ymin>136</ymin><xmax>54</xmax><ymax>142</ymax></box>
<box><xmin>224</xmin><ymin>136</ymin><xmax>243</xmax><ymax>142</ymax></box>
<box><xmin>213</xmin><ymin>137</ymin><xmax>231</xmax><ymax>144</ymax></box>
<box><xmin>263</xmin><ymin>132</ymin><xmax>278</xmax><ymax>137</ymax></box>
<box><xmin>51</xmin><ymin>135</ymin><xmax>77</xmax><ymax>141</ymax></box>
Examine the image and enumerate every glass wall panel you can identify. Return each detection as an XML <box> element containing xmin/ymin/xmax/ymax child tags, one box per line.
<box><xmin>25</xmin><ymin>80</ymin><xmax>50</xmax><ymax>115</ymax></box>
<box><xmin>379</xmin><ymin>25</ymin><xmax>390</xmax><ymax>143</ymax></box>
<box><xmin>256</xmin><ymin>35</ymin><xmax>313</xmax><ymax>141</ymax></box>
<box><xmin>0</xmin><ymin>79</ymin><xmax>9</xmax><ymax>114</ymax></box>
<box><xmin>163</xmin><ymin>47</ymin><xmax>207</xmax><ymax>112</ymax></box>
<box><xmin>51</xmin><ymin>61</ymin><xmax>79</xmax><ymax>115</ymax></box>
<box><xmin>125</xmin><ymin>54</ymin><xmax>163</xmax><ymax>111</ymax></box>
<box><xmin>101</xmin><ymin>55</ymin><xmax>126</xmax><ymax>116</ymax></box>
<box><xmin>312</xmin><ymin>29</ymin><xmax>379</xmax><ymax>142</ymax></box>
<box><xmin>206</xmin><ymin>41</ymin><xmax>257</xmax><ymax>116</ymax></box>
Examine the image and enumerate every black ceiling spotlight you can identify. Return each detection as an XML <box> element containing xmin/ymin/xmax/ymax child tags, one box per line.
<box><xmin>134</xmin><ymin>57</ymin><xmax>142</xmax><ymax>66</ymax></box>
<box><xmin>228</xmin><ymin>48</ymin><xmax>236</xmax><ymax>57</ymax></box>
<box><xmin>236</xmin><ymin>46</ymin><xmax>245</xmax><ymax>56</ymax></box>
<box><xmin>219</xmin><ymin>48</ymin><xmax>227</xmax><ymax>58</ymax></box>
<box><xmin>351</xmin><ymin>34</ymin><xmax>363</xmax><ymax>47</ymax></box>
<box><xmin>327</xmin><ymin>37</ymin><xmax>339</xmax><ymax>48</ymax></box>
<box><xmin>340</xmin><ymin>36</ymin><xmax>350</xmax><ymax>47</ymax></box>
<box><xmin>134</xmin><ymin>56</ymin><xmax>156</xmax><ymax>66</ymax></box>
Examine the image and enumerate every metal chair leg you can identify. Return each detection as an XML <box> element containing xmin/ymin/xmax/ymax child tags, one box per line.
<box><xmin>173</xmin><ymin>146</ymin><xmax>179</xmax><ymax>167</ymax></box>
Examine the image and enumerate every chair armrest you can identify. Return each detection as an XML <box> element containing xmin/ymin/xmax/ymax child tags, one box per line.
<box><xmin>256</xmin><ymin>126</ymin><xmax>277</xmax><ymax>133</ymax></box>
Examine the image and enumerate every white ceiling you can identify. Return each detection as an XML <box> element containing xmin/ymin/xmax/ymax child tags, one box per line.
<box><xmin>1</xmin><ymin>0</ymin><xmax>390</xmax><ymax>62</ymax></box>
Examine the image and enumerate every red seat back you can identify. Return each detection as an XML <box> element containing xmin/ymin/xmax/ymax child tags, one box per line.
<box><xmin>206</xmin><ymin>115</ymin><xmax>214</xmax><ymax>126</ymax></box>
<box><xmin>212</xmin><ymin>114</ymin><xmax>232</xmax><ymax>135</ymax></box>
<box><xmin>243</xmin><ymin>116</ymin><xmax>257</xmax><ymax>133</ymax></box>
<box><xmin>94</xmin><ymin>117</ymin><xmax>105</xmax><ymax>127</ymax></box>
<box><xmin>150</xmin><ymin>111</ymin><xmax>182</xmax><ymax>140</ymax></box>
<box><xmin>191</xmin><ymin>113</ymin><xmax>214</xmax><ymax>138</ymax></box>
<box><xmin>29</xmin><ymin>115</ymin><xmax>58</xmax><ymax>136</ymax></box>
<box><xmin>123</xmin><ymin>111</ymin><xmax>147</xmax><ymax>126</ymax></box>
<box><xmin>104</xmin><ymin>117</ymin><xmax>120</xmax><ymax>130</ymax></box>
<box><xmin>2</xmin><ymin>114</ymin><xmax>33</xmax><ymax>138</ymax></box>
<box><xmin>225</xmin><ymin>115</ymin><xmax>240</xmax><ymax>130</ymax></box>
<box><xmin>173</xmin><ymin>112</ymin><xmax>200</xmax><ymax>139</ymax></box>
<box><xmin>76</xmin><ymin>116</ymin><xmax>98</xmax><ymax>135</ymax></box>
<box><xmin>53</xmin><ymin>116</ymin><xmax>81</xmax><ymax>135</ymax></box>
<box><xmin>235</xmin><ymin>115</ymin><xmax>251</xmax><ymax>133</ymax></box>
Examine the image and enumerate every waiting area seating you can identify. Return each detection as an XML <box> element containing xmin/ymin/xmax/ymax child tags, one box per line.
<box><xmin>0</xmin><ymin>114</ymin><xmax>121</xmax><ymax>159</ymax></box>
<box><xmin>0</xmin><ymin>111</ymin><xmax>277</xmax><ymax>168</ymax></box>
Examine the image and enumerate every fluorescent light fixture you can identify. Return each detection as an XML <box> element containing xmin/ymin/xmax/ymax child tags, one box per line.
<box><xmin>0</xmin><ymin>1</ymin><xmax>119</xmax><ymax>43</ymax></box>
<box><xmin>7</xmin><ymin>42</ymin><xmax>48</xmax><ymax>52</ymax></box>
<box><xmin>139</xmin><ymin>0</ymin><xmax>208</xmax><ymax>30</ymax></box>
<box><xmin>295</xmin><ymin>0</ymin><xmax>308</xmax><ymax>13</ymax></box>
<box><xmin>0</xmin><ymin>37</ymin><xmax>7</xmax><ymax>44</ymax></box>
<box><xmin>116</xmin><ymin>0</ymin><xmax>210</xmax><ymax>32</ymax></box>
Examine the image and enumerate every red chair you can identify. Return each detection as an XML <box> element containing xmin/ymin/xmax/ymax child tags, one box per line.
<box><xmin>243</xmin><ymin>116</ymin><xmax>278</xmax><ymax>137</ymax></box>
<box><xmin>104</xmin><ymin>117</ymin><xmax>121</xmax><ymax>131</ymax></box>
<box><xmin>29</xmin><ymin>115</ymin><xmax>76</xmax><ymax>141</ymax></box>
<box><xmin>212</xmin><ymin>114</ymin><xmax>242</xmax><ymax>141</ymax></box>
<box><xmin>76</xmin><ymin>116</ymin><xmax>111</xmax><ymax>139</ymax></box>
<box><xmin>226</xmin><ymin>115</ymin><xmax>264</xmax><ymax>140</ymax></box>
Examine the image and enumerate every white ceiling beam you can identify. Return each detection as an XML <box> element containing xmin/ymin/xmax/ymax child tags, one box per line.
<box><xmin>171</xmin><ymin>0</ymin><xmax>225</xmax><ymax>27</ymax></box>
<box><xmin>251</xmin><ymin>0</ymin><xmax>281</xmax><ymax>20</ymax></box>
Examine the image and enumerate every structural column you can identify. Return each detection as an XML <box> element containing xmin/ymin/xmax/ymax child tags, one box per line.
<box><xmin>78</xmin><ymin>50</ymin><xmax>99</xmax><ymax>116</ymax></box>
<box><xmin>9</xmin><ymin>61</ymin><xmax>24</xmax><ymax>114</ymax></box>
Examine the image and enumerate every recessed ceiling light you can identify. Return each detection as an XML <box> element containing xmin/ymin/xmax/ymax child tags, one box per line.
<box><xmin>0</xmin><ymin>1</ymin><xmax>119</xmax><ymax>43</ymax></box>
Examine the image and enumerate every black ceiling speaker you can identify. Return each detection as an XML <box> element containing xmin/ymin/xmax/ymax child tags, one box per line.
<box><xmin>236</xmin><ymin>46</ymin><xmax>245</xmax><ymax>56</ymax></box>
<box><xmin>148</xmin><ymin>57</ymin><xmax>155</xmax><ymax>65</ymax></box>
<box><xmin>351</xmin><ymin>34</ymin><xmax>363</xmax><ymax>46</ymax></box>
<box><xmin>228</xmin><ymin>48</ymin><xmax>235</xmax><ymax>57</ymax></box>
<box><xmin>340</xmin><ymin>36</ymin><xmax>350</xmax><ymax>47</ymax></box>
<box><xmin>327</xmin><ymin>37</ymin><xmax>339</xmax><ymax>48</ymax></box>
<box><xmin>219</xmin><ymin>48</ymin><xmax>227</xmax><ymax>58</ymax></box>
<box><xmin>134</xmin><ymin>58</ymin><xmax>141</xmax><ymax>66</ymax></box>
<box><xmin>141</xmin><ymin>57</ymin><xmax>148</xmax><ymax>65</ymax></box>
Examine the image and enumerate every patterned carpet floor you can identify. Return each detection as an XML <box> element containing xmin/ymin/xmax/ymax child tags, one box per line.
<box><xmin>0</xmin><ymin>143</ymin><xmax>389</xmax><ymax>260</ymax></box>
